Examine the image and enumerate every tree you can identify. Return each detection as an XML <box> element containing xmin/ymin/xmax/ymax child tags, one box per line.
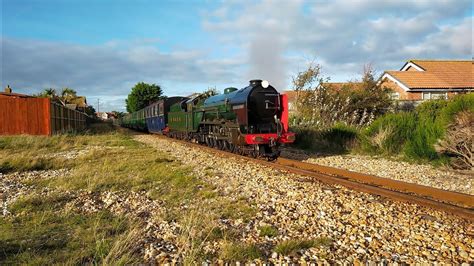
<box><xmin>37</xmin><ymin>88</ymin><xmax>58</xmax><ymax>98</ymax></box>
<box><xmin>85</xmin><ymin>105</ymin><xmax>97</xmax><ymax>118</ymax></box>
<box><xmin>111</xmin><ymin>111</ymin><xmax>126</xmax><ymax>119</ymax></box>
<box><xmin>60</xmin><ymin>88</ymin><xmax>77</xmax><ymax>104</ymax></box>
<box><xmin>36</xmin><ymin>87</ymin><xmax>79</xmax><ymax>105</ymax></box>
<box><xmin>201</xmin><ymin>87</ymin><xmax>219</xmax><ymax>98</ymax></box>
<box><xmin>291</xmin><ymin>62</ymin><xmax>392</xmax><ymax>128</ymax></box>
<box><xmin>126</xmin><ymin>82</ymin><xmax>163</xmax><ymax>113</ymax></box>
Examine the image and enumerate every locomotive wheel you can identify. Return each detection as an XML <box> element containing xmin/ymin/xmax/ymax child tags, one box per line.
<box><xmin>223</xmin><ymin>141</ymin><xmax>230</xmax><ymax>151</ymax></box>
<box><xmin>228</xmin><ymin>143</ymin><xmax>235</xmax><ymax>153</ymax></box>
<box><xmin>210</xmin><ymin>138</ymin><xmax>217</xmax><ymax>148</ymax></box>
<box><xmin>217</xmin><ymin>140</ymin><xmax>224</xmax><ymax>150</ymax></box>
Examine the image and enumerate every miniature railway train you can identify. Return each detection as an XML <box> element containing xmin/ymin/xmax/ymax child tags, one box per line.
<box><xmin>119</xmin><ymin>80</ymin><xmax>295</xmax><ymax>159</ymax></box>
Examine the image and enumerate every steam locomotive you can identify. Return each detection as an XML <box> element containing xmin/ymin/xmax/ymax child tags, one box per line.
<box><xmin>119</xmin><ymin>80</ymin><xmax>295</xmax><ymax>159</ymax></box>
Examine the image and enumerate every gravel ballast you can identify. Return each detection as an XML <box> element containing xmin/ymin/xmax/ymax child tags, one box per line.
<box><xmin>135</xmin><ymin>135</ymin><xmax>473</xmax><ymax>264</ymax></box>
<box><xmin>303</xmin><ymin>154</ymin><xmax>472</xmax><ymax>195</ymax></box>
<box><xmin>2</xmin><ymin>134</ymin><xmax>472</xmax><ymax>264</ymax></box>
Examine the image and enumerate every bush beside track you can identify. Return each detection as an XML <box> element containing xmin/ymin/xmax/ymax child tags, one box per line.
<box><xmin>292</xmin><ymin>94</ymin><xmax>474</xmax><ymax>167</ymax></box>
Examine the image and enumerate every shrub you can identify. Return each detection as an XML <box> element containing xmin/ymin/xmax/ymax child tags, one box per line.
<box><xmin>292</xmin><ymin>123</ymin><xmax>359</xmax><ymax>154</ymax></box>
<box><xmin>291</xmin><ymin>63</ymin><xmax>392</xmax><ymax>128</ymax></box>
<box><xmin>362</xmin><ymin>94</ymin><xmax>473</xmax><ymax>164</ymax></box>
<box><xmin>436</xmin><ymin>111</ymin><xmax>474</xmax><ymax>170</ymax></box>
<box><xmin>438</xmin><ymin>93</ymin><xmax>474</xmax><ymax>126</ymax></box>
<box><xmin>363</xmin><ymin>112</ymin><xmax>417</xmax><ymax>155</ymax></box>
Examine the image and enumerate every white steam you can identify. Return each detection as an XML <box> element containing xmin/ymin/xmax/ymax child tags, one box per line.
<box><xmin>248</xmin><ymin>33</ymin><xmax>287</xmax><ymax>91</ymax></box>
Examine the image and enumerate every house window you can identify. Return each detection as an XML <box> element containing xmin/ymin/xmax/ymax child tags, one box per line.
<box><xmin>422</xmin><ymin>92</ymin><xmax>447</xmax><ymax>100</ymax></box>
<box><xmin>389</xmin><ymin>92</ymin><xmax>400</xmax><ymax>100</ymax></box>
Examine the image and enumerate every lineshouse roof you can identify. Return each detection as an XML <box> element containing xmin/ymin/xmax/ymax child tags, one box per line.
<box><xmin>384</xmin><ymin>60</ymin><xmax>473</xmax><ymax>90</ymax></box>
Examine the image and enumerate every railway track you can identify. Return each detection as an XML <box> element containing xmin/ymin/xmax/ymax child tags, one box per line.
<box><xmin>153</xmin><ymin>134</ymin><xmax>474</xmax><ymax>222</ymax></box>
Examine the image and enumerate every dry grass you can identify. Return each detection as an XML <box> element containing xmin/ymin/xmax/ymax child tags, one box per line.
<box><xmin>1</xmin><ymin>124</ymin><xmax>259</xmax><ymax>264</ymax></box>
<box><xmin>371</xmin><ymin>124</ymin><xmax>394</xmax><ymax>152</ymax></box>
<box><xmin>219</xmin><ymin>242</ymin><xmax>262</xmax><ymax>262</ymax></box>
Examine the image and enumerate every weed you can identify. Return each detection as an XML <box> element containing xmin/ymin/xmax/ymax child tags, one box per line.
<box><xmin>219</xmin><ymin>242</ymin><xmax>262</xmax><ymax>262</ymax></box>
<box><xmin>259</xmin><ymin>225</ymin><xmax>279</xmax><ymax>237</ymax></box>
<box><xmin>0</xmin><ymin>198</ymin><xmax>137</xmax><ymax>265</ymax></box>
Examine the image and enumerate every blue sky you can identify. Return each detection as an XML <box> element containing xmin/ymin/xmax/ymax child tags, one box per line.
<box><xmin>2</xmin><ymin>0</ymin><xmax>473</xmax><ymax>111</ymax></box>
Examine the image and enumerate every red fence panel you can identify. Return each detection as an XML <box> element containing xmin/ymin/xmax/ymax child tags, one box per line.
<box><xmin>0</xmin><ymin>97</ymin><xmax>51</xmax><ymax>135</ymax></box>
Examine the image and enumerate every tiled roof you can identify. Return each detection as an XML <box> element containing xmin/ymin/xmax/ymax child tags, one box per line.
<box><xmin>284</xmin><ymin>90</ymin><xmax>298</xmax><ymax>102</ymax></box>
<box><xmin>387</xmin><ymin>60</ymin><xmax>473</xmax><ymax>89</ymax></box>
<box><xmin>69</xmin><ymin>96</ymin><xmax>87</xmax><ymax>108</ymax></box>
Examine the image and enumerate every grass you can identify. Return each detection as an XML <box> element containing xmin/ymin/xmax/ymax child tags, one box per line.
<box><xmin>219</xmin><ymin>242</ymin><xmax>263</xmax><ymax>262</ymax></box>
<box><xmin>0</xmin><ymin>193</ymin><xmax>140</xmax><ymax>265</ymax></box>
<box><xmin>292</xmin><ymin>123</ymin><xmax>359</xmax><ymax>154</ymax></box>
<box><xmin>0</xmin><ymin>123</ymin><xmax>258</xmax><ymax>263</ymax></box>
<box><xmin>259</xmin><ymin>225</ymin><xmax>279</xmax><ymax>237</ymax></box>
<box><xmin>274</xmin><ymin>238</ymin><xmax>332</xmax><ymax>256</ymax></box>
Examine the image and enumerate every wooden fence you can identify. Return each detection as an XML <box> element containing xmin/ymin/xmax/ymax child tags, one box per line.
<box><xmin>0</xmin><ymin>97</ymin><xmax>88</xmax><ymax>135</ymax></box>
<box><xmin>50</xmin><ymin>102</ymin><xmax>87</xmax><ymax>134</ymax></box>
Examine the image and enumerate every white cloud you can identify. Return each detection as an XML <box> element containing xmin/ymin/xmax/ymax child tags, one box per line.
<box><xmin>2</xmin><ymin>0</ymin><xmax>472</xmax><ymax>111</ymax></box>
<box><xmin>203</xmin><ymin>0</ymin><xmax>472</xmax><ymax>88</ymax></box>
<box><xmin>1</xmin><ymin>38</ymin><xmax>243</xmax><ymax>111</ymax></box>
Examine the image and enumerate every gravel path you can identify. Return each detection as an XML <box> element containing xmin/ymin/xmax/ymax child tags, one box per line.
<box><xmin>135</xmin><ymin>135</ymin><xmax>473</xmax><ymax>264</ymax></box>
<box><xmin>281</xmin><ymin>148</ymin><xmax>473</xmax><ymax>195</ymax></box>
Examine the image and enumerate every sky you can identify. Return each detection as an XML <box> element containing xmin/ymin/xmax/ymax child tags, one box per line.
<box><xmin>1</xmin><ymin>0</ymin><xmax>473</xmax><ymax>112</ymax></box>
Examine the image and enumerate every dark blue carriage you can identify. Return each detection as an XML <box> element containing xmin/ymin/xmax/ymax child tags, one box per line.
<box><xmin>144</xmin><ymin>97</ymin><xmax>188</xmax><ymax>134</ymax></box>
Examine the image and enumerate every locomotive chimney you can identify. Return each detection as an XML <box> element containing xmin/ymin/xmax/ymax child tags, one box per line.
<box><xmin>249</xmin><ymin>79</ymin><xmax>262</xmax><ymax>86</ymax></box>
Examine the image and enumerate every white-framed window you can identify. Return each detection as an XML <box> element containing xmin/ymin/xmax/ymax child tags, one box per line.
<box><xmin>389</xmin><ymin>92</ymin><xmax>400</xmax><ymax>100</ymax></box>
<box><xmin>422</xmin><ymin>92</ymin><xmax>447</xmax><ymax>100</ymax></box>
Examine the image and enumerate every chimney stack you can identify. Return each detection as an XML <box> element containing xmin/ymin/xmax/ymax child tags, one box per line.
<box><xmin>4</xmin><ymin>85</ymin><xmax>12</xmax><ymax>94</ymax></box>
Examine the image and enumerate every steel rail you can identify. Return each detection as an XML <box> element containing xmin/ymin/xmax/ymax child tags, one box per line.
<box><xmin>151</xmin><ymin>134</ymin><xmax>474</xmax><ymax>222</ymax></box>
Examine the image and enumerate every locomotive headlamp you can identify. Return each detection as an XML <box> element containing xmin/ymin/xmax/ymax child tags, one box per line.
<box><xmin>261</xmin><ymin>80</ymin><xmax>269</xmax><ymax>88</ymax></box>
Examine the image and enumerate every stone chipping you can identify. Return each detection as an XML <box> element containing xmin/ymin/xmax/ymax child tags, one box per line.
<box><xmin>134</xmin><ymin>134</ymin><xmax>473</xmax><ymax>264</ymax></box>
<box><xmin>282</xmin><ymin>148</ymin><xmax>473</xmax><ymax>195</ymax></box>
<box><xmin>2</xmin><ymin>134</ymin><xmax>473</xmax><ymax>264</ymax></box>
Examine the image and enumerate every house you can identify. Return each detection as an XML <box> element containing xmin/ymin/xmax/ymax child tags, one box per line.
<box><xmin>96</xmin><ymin>112</ymin><xmax>109</xmax><ymax>120</ymax></box>
<box><xmin>65</xmin><ymin>96</ymin><xmax>88</xmax><ymax>112</ymax></box>
<box><xmin>381</xmin><ymin>60</ymin><xmax>473</xmax><ymax>101</ymax></box>
<box><xmin>95</xmin><ymin>112</ymin><xmax>118</xmax><ymax>121</ymax></box>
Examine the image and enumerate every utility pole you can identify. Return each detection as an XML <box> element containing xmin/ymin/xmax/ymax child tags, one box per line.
<box><xmin>97</xmin><ymin>98</ymin><xmax>100</xmax><ymax>113</ymax></box>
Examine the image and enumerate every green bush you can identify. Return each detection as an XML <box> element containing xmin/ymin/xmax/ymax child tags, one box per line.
<box><xmin>292</xmin><ymin>123</ymin><xmax>359</xmax><ymax>154</ymax></box>
<box><xmin>362</xmin><ymin>94</ymin><xmax>473</xmax><ymax>163</ymax></box>
<box><xmin>438</xmin><ymin>93</ymin><xmax>474</xmax><ymax>126</ymax></box>
<box><xmin>363</xmin><ymin>112</ymin><xmax>417</xmax><ymax>154</ymax></box>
